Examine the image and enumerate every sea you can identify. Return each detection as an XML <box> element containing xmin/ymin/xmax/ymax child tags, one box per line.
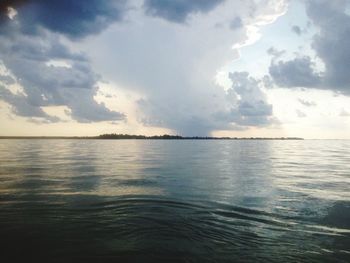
<box><xmin>0</xmin><ymin>139</ymin><xmax>349</xmax><ymax>262</ymax></box>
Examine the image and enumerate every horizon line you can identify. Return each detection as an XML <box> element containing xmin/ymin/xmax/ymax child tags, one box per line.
<box><xmin>0</xmin><ymin>134</ymin><xmax>305</xmax><ymax>140</ymax></box>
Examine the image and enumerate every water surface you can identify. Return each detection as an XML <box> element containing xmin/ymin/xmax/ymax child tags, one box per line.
<box><xmin>0</xmin><ymin>140</ymin><xmax>349</xmax><ymax>262</ymax></box>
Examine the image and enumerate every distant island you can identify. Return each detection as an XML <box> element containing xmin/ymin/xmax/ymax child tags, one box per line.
<box><xmin>96</xmin><ymin>134</ymin><xmax>304</xmax><ymax>140</ymax></box>
<box><xmin>0</xmin><ymin>134</ymin><xmax>304</xmax><ymax>140</ymax></box>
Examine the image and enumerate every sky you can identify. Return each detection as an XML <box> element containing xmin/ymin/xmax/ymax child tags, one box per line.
<box><xmin>0</xmin><ymin>0</ymin><xmax>350</xmax><ymax>139</ymax></box>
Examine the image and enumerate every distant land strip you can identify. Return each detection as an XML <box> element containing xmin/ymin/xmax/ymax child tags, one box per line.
<box><xmin>0</xmin><ymin>134</ymin><xmax>303</xmax><ymax>140</ymax></box>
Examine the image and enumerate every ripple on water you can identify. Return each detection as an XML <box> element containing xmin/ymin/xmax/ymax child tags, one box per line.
<box><xmin>0</xmin><ymin>139</ymin><xmax>349</xmax><ymax>262</ymax></box>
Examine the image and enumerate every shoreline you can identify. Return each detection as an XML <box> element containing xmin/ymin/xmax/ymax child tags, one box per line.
<box><xmin>0</xmin><ymin>134</ymin><xmax>304</xmax><ymax>140</ymax></box>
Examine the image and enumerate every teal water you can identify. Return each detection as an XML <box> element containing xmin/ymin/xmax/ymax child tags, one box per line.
<box><xmin>0</xmin><ymin>139</ymin><xmax>349</xmax><ymax>262</ymax></box>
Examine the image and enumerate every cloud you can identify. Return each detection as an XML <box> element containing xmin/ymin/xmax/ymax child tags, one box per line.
<box><xmin>86</xmin><ymin>0</ymin><xmax>287</xmax><ymax>135</ymax></box>
<box><xmin>0</xmin><ymin>0</ymin><xmax>128</xmax><ymax>38</ymax></box>
<box><xmin>0</xmin><ymin>0</ymin><xmax>127</xmax><ymax>123</ymax></box>
<box><xmin>230</xmin><ymin>16</ymin><xmax>243</xmax><ymax>30</ymax></box>
<box><xmin>137</xmin><ymin>71</ymin><xmax>275</xmax><ymax>135</ymax></box>
<box><xmin>227</xmin><ymin>72</ymin><xmax>274</xmax><ymax>125</ymax></box>
<box><xmin>0</xmin><ymin>87</ymin><xmax>60</xmax><ymax>122</ymax></box>
<box><xmin>339</xmin><ymin>109</ymin><xmax>350</xmax><ymax>117</ymax></box>
<box><xmin>0</xmin><ymin>74</ymin><xmax>15</xmax><ymax>85</ymax></box>
<box><xmin>306</xmin><ymin>0</ymin><xmax>350</xmax><ymax>93</ymax></box>
<box><xmin>269</xmin><ymin>0</ymin><xmax>350</xmax><ymax>95</ymax></box>
<box><xmin>0</xmin><ymin>32</ymin><xmax>125</xmax><ymax>123</ymax></box>
<box><xmin>291</xmin><ymin>25</ymin><xmax>301</xmax><ymax>35</ymax></box>
<box><xmin>143</xmin><ymin>0</ymin><xmax>224</xmax><ymax>23</ymax></box>
<box><xmin>298</xmin><ymin>98</ymin><xmax>317</xmax><ymax>107</ymax></box>
<box><xmin>296</xmin><ymin>109</ymin><xmax>306</xmax><ymax>118</ymax></box>
<box><xmin>0</xmin><ymin>1</ymin><xmax>24</xmax><ymax>18</ymax></box>
<box><xmin>64</xmin><ymin>88</ymin><xmax>126</xmax><ymax>123</ymax></box>
<box><xmin>0</xmin><ymin>0</ymin><xmax>288</xmax><ymax>135</ymax></box>
<box><xmin>214</xmin><ymin>72</ymin><xmax>275</xmax><ymax>127</ymax></box>
<box><xmin>267</xmin><ymin>47</ymin><xmax>286</xmax><ymax>59</ymax></box>
<box><xmin>269</xmin><ymin>56</ymin><xmax>322</xmax><ymax>87</ymax></box>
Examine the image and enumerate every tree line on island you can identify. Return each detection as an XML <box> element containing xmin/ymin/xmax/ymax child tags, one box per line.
<box><xmin>96</xmin><ymin>134</ymin><xmax>303</xmax><ymax>140</ymax></box>
<box><xmin>0</xmin><ymin>134</ymin><xmax>303</xmax><ymax>140</ymax></box>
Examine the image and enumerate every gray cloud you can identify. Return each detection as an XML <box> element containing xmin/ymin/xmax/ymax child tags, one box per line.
<box><xmin>0</xmin><ymin>74</ymin><xmax>15</xmax><ymax>85</ymax></box>
<box><xmin>298</xmin><ymin>98</ymin><xmax>317</xmax><ymax>107</ymax></box>
<box><xmin>267</xmin><ymin>47</ymin><xmax>285</xmax><ymax>59</ymax></box>
<box><xmin>1</xmin><ymin>0</ymin><xmax>286</xmax><ymax>135</ymax></box>
<box><xmin>144</xmin><ymin>0</ymin><xmax>224</xmax><ymax>23</ymax></box>
<box><xmin>215</xmin><ymin>72</ymin><xmax>275</xmax><ymax>127</ymax></box>
<box><xmin>269</xmin><ymin>0</ymin><xmax>350</xmax><ymax>95</ymax></box>
<box><xmin>296</xmin><ymin>109</ymin><xmax>306</xmax><ymax>118</ymax></box>
<box><xmin>0</xmin><ymin>0</ymin><xmax>128</xmax><ymax>39</ymax></box>
<box><xmin>230</xmin><ymin>16</ymin><xmax>243</xmax><ymax>30</ymax></box>
<box><xmin>64</xmin><ymin>87</ymin><xmax>126</xmax><ymax>123</ymax></box>
<box><xmin>262</xmin><ymin>75</ymin><xmax>275</xmax><ymax>89</ymax></box>
<box><xmin>269</xmin><ymin>56</ymin><xmax>322</xmax><ymax>87</ymax></box>
<box><xmin>0</xmin><ymin>1</ymin><xmax>23</xmax><ymax>19</ymax></box>
<box><xmin>0</xmin><ymin>87</ymin><xmax>60</xmax><ymax>122</ymax></box>
<box><xmin>0</xmin><ymin>33</ymin><xmax>125</xmax><ymax>123</ymax></box>
<box><xmin>339</xmin><ymin>109</ymin><xmax>350</xmax><ymax>117</ymax></box>
<box><xmin>81</xmin><ymin>0</ymin><xmax>287</xmax><ymax>135</ymax></box>
<box><xmin>307</xmin><ymin>0</ymin><xmax>350</xmax><ymax>93</ymax></box>
<box><xmin>136</xmin><ymin>92</ymin><xmax>229</xmax><ymax>136</ymax></box>
<box><xmin>0</xmin><ymin>0</ymin><xmax>127</xmax><ymax>123</ymax></box>
<box><xmin>291</xmin><ymin>25</ymin><xmax>301</xmax><ymax>35</ymax></box>
<box><xmin>138</xmin><ymin>71</ymin><xmax>275</xmax><ymax>135</ymax></box>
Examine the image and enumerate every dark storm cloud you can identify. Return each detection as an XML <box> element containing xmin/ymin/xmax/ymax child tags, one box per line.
<box><xmin>144</xmin><ymin>0</ymin><xmax>224</xmax><ymax>23</ymax></box>
<box><xmin>0</xmin><ymin>0</ymin><xmax>128</xmax><ymax>38</ymax></box>
<box><xmin>269</xmin><ymin>0</ymin><xmax>350</xmax><ymax>95</ymax></box>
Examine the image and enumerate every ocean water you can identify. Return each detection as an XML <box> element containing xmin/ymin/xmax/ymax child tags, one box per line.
<box><xmin>0</xmin><ymin>139</ymin><xmax>349</xmax><ymax>262</ymax></box>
